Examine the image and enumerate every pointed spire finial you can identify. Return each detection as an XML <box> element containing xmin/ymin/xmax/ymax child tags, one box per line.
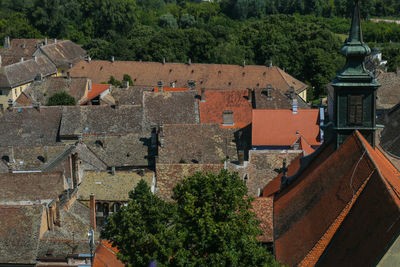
<box><xmin>348</xmin><ymin>0</ymin><xmax>363</xmax><ymax>44</ymax></box>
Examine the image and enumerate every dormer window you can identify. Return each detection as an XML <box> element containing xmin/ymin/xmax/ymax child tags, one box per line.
<box><xmin>348</xmin><ymin>95</ymin><xmax>363</xmax><ymax>125</ymax></box>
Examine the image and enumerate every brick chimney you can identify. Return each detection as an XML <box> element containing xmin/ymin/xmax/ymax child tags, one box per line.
<box><xmin>201</xmin><ymin>88</ymin><xmax>206</xmax><ymax>102</ymax></box>
<box><xmin>90</xmin><ymin>194</ymin><xmax>96</xmax><ymax>231</ymax></box>
<box><xmin>157</xmin><ymin>80</ymin><xmax>163</xmax><ymax>92</ymax></box>
<box><xmin>4</xmin><ymin>36</ymin><xmax>10</xmax><ymax>49</ymax></box>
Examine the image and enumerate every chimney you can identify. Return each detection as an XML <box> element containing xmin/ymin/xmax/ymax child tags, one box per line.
<box><xmin>114</xmin><ymin>100</ymin><xmax>119</xmax><ymax>109</ymax></box>
<box><xmin>86</xmin><ymin>56</ymin><xmax>91</xmax><ymax>62</ymax></box>
<box><xmin>88</xmin><ymin>80</ymin><xmax>92</xmax><ymax>91</ymax></box>
<box><xmin>7</xmin><ymin>99</ymin><xmax>13</xmax><ymax>110</ymax></box>
<box><xmin>269</xmin><ymin>60</ymin><xmax>273</xmax><ymax>67</ymax></box>
<box><xmin>158</xmin><ymin>122</ymin><xmax>164</xmax><ymax>137</ymax></box>
<box><xmin>111</xmin><ymin>56</ymin><xmax>114</xmax><ymax>63</ymax></box>
<box><xmin>0</xmin><ymin>55</ymin><xmax>2</xmax><ymax>67</ymax></box>
<box><xmin>102</xmin><ymin>131</ymin><xmax>107</xmax><ymax>148</ymax></box>
<box><xmin>44</xmin><ymin>146</ymin><xmax>48</xmax><ymax>163</ymax></box>
<box><xmin>54</xmin><ymin>38</ymin><xmax>57</xmax><ymax>44</ymax></box>
<box><xmin>33</xmin><ymin>55</ymin><xmax>37</xmax><ymax>62</ymax></box>
<box><xmin>188</xmin><ymin>58</ymin><xmax>191</xmax><ymax>65</ymax></box>
<box><xmin>242</xmin><ymin>60</ymin><xmax>246</xmax><ymax>67</ymax></box>
<box><xmin>4</xmin><ymin>36</ymin><xmax>10</xmax><ymax>49</ymax></box>
<box><xmin>8</xmin><ymin>146</ymin><xmax>15</xmax><ymax>163</ymax></box>
<box><xmin>35</xmin><ymin>102</ymin><xmax>41</xmax><ymax>112</ymax></box>
<box><xmin>162</xmin><ymin>57</ymin><xmax>166</xmax><ymax>64</ymax></box>
<box><xmin>111</xmin><ymin>166</ymin><xmax>116</xmax><ymax>175</ymax></box>
<box><xmin>20</xmin><ymin>57</ymin><xmax>24</xmax><ymax>62</ymax></box>
<box><xmin>67</xmin><ymin>72</ymin><xmax>70</xmax><ymax>79</ymax></box>
<box><xmin>292</xmin><ymin>99</ymin><xmax>298</xmax><ymax>114</ymax></box>
<box><xmin>90</xmin><ymin>194</ymin><xmax>96</xmax><ymax>230</ymax></box>
<box><xmin>188</xmin><ymin>80</ymin><xmax>196</xmax><ymax>90</ymax></box>
<box><xmin>247</xmin><ymin>88</ymin><xmax>253</xmax><ymax>103</ymax></box>
<box><xmin>201</xmin><ymin>88</ymin><xmax>206</xmax><ymax>102</ymax></box>
<box><xmin>238</xmin><ymin>150</ymin><xmax>244</xmax><ymax>165</ymax></box>
<box><xmin>157</xmin><ymin>80</ymin><xmax>163</xmax><ymax>92</ymax></box>
<box><xmin>22</xmin><ymin>43</ymin><xmax>26</xmax><ymax>49</ymax></box>
<box><xmin>266</xmin><ymin>84</ymin><xmax>272</xmax><ymax>99</ymax></box>
<box><xmin>44</xmin><ymin>37</ymin><xmax>48</xmax><ymax>45</ymax></box>
<box><xmin>69</xmin><ymin>63</ymin><xmax>73</xmax><ymax>69</ymax></box>
<box><xmin>78</xmin><ymin>133</ymin><xmax>83</xmax><ymax>143</ymax></box>
<box><xmin>123</xmin><ymin>80</ymin><xmax>129</xmax><ymax>88</ymax></box>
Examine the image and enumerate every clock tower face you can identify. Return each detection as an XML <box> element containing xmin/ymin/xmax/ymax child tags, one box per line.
<box><xmin>331</xmin><ymin>0</ymin><xmax>380</xmax><ymax>149</ymax></box>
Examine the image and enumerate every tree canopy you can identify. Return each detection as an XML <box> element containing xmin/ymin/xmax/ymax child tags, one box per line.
<box><xmin>101</xmin><ymin>170</ymin><xmax>278</xmax><ymax>266</ymax></box>
<box><xmin>47</xmin><ymin>91</ymin><xmax>76</xmax><ymax>106</ymax></box>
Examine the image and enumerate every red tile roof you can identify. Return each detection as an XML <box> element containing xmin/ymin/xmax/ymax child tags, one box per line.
<box><xmin>252</xmin><ymin>197</ymin><xmax>274</xmax><ymax>243</ymax></box>
<box><xmin>273</xmin><ymin>131</ymin><xmax>400</xmax><ymax>266</ymax></box>
<box><xmin>199</xmin><ymin>89</ymin><xmax>252</xmax><ymax>126</ymax></box>
<box><xmin>252</xmin><ymin>109</ymin><xmax>320</xmax><ymax>147</ymax></box>
<box><xmin>82</xmin><ymin>84</ymin><xmax>110</xmax><ymax>104</ymax></box>
<box><xmin>93</xmin><ymin>240</ymin><xmax>124</xmax><ymax>267</ymax></box>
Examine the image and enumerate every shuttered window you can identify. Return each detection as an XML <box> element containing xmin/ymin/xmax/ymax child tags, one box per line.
<box><xmin>348</xmin><ymin>95</ymin><xmax>363</xmax><ymax>125</ymax></box>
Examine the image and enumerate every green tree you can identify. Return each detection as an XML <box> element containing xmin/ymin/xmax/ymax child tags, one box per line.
<box><xmin>102</xmin><ymin>170</ymin><xmax>278</xmax><ymax>266</ymax></box>
<box><xmin>123</xmin><ymin>74</ymin><xmax>134</xmax><ymax>85</ymax></box>
<box><xmin>159</xmin><ymin>13</ymin><xmax>178</xmax><ymax>29</ymax></box>
<box><xmin>47</xmin><ymin>91</ymin><xmax>76</xmax><ymax>106</ymax></box>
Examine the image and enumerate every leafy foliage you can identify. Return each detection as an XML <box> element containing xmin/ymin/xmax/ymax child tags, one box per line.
<box><xmin>102</xmin><ymin>170</ymin><xmax>278</xmax><ymax>266</ymax></box>
<box><xmin>47</xmin><ymin>91</ymin><xmax>76</xmax><ymax>106</ymax></box>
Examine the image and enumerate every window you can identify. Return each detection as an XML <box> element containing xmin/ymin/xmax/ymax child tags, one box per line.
<box><xmin>348</xmin><ymin>95</ymin><xmax>363</xmax><ymax>125</ymax></box>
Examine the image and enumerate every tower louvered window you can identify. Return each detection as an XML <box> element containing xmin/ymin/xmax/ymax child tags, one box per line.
<box><xmin>348</xmin><ymin>95</ymin><xmax>363</xmax><ymax>125</ymax></box>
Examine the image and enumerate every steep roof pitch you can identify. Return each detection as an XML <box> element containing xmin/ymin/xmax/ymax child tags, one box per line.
<box><xmin>252</xmin><ymin>109</ymin><xmax>321</xmax><ymax>147</ymax></box>
<box><xmin>376</xmin><ymin>72</ymin><xmax>400</xmax><ymax>110</ymax></box>
<box><xmin>143</xmin><ymin>90</ymin><xmax>199</xmax><ymax>126</ymax></box>
<box><xmin>93</xmin><ymin>240</ymin><xmax>125</xmax><ymax>267</ymax></box>
<box><xmin>37</xmin><ymin>40</ymin><xmax>86</xmax><ymax>68</ymax></box>
<box><xmin>82</xmin><ymin>83</ymin><xmax>110</xmax><ymax>104</ymax></box>
<box><xmin>0</xmin><ymin>106</ymin><xmax>62</xmax><ymax>146</ymax></box>
<box><xmin>69</xmin><ymin>60</ymin><xmax>307</xmax><ymax>93</ymax></box>
<box><xmin>110</xmin><ymin>86</ymin><xmax>152</xmax><ymax>105</ymax></box>
<box><xmin>20</xmin><ymin>77</ymin><xmax>88</xmax><ymax>105</ymax></box>
<box><xmin>0</xmin><ymin>172</ymin><xmax>65</xmax><ymax>203</ymax></box>
<box><xmin>199</xmin><ymin>89</ymin><xmax>252</xmax><ymax>127</ymax></box>
<box><xmin>158</xmin><ymin>124</ymin><xmax>239</xmax><ymax>164</ymax></box>
<box><xmin>0</xmin><ymin>55</ymin><xmax>56</xmax><ymax>88</ymax></box>
<box><xmin>78</xmin><ymin>170</ymin><xmax>154</xmax><ymax>201</ymax></box>
<box><xmin>273</xmin><ymin>131</ymin><xmax>400</xmax><ymax>266</ymax></box>
<box><xmin>0</xmin><ymin>205</ymin><xmax>44</xmax><ymax>264</ymax></box>
<box><xmin>59</xmin><ymin>105</ymin><xmax>143</xmax><ymax>138</ymax></box>
<box><xmin>82</xmin><ymin>133</ymin><xmax>152</xmax><ymax>167</ymax></box>
<box><xmin>252</xmin><ymin>197</ymin><xmax>274</xmax><ymax>243</ymax></box>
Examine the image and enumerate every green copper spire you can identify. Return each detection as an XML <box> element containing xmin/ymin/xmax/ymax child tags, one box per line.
<box><xmin>334</xmin><ymin>0</ymin><xmax>376</xmax><ymax>84</ymax></box>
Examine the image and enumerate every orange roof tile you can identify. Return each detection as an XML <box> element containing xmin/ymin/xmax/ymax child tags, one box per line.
<box><xmin>252</xmin><ymin>109</ymin><xmax>320</xmax><ymax>146</ymax></box>
<box><xmin>252</xmin><ymin>197</ymin><xmax>274</xmax><ymax>243</ymax></box>
<box><xmin>93</xmin><ymin>240</ymin><xmax>124</xmax><ymax>267</ymax></box>
<box><xmin>299</xmin><ymin>136</ymin><xmax>315</xmax><ymax>155</ymax></box>
<box><xmin>82</xmin><ymin>84</ymin><xmax>110</xmax><ymax>104</ymax></box>
<box><xmin>199</xmin><ymin>89</ymin><xmax>252</xmax><ymax>126</ymax></box>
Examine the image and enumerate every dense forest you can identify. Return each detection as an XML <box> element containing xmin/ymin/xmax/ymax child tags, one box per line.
<box><xmin>0</xmin><ymin>0</ymin><xmax>399</xmax><ymax>99</ymax></box>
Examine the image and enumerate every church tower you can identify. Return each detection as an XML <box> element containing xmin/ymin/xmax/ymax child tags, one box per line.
<box><xmin>331</xmin><ymin>0</ymin><xmax>380</xmax><ymax>149</ymax></box>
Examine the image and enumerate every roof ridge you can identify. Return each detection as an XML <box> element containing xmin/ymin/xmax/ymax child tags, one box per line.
<box><xmin>298</xmin><ymin>169</ymin><xmax>375</xmax><ymax>266</ymax></box>
<box><xmin>275</xmin><ymin>67</ymin><xmax>291</xmax><ymax>89</ymax></box>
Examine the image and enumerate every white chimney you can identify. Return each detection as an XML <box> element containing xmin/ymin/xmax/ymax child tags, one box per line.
<box><xmin>292</xmin><ymin>99</ymin><xmax>298</xmax><ymax>114</ymax></box>
<box><xmin>4</xmin><ymin>36</ymin><xmax>10</xmax><ymax>49</ymax></box>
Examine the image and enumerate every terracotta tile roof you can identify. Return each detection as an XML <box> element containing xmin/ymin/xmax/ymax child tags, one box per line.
<box><xmin>93</xmin><ymin>240</ymin><xmax>124</xmax><ymax>267</ymax></box>
<box><xmin>199</xmin><ymin>89</ymin><xmax>252</xmax><ymax>126</ymax></box>
<box><xmin>37</xmin><ymin>40</ymin><xmax>86</xmax><ymax>68</ymax></box>
<box><xmin>252</xmin><ymin>109</ymin><xmax>321</xmax><ymax>147</ymax></box>
<box><xmin>376</xmin><ymin>72</ymin><xmax>400</xmax><ymax>110</ymax></box>
<box><xmin>82</xmin><ymin>133</ymin><xmax>153</xmax><ymax>167</ymax></box>
<box><xmin>158</xmin><ymin>124</ymin><xmax>240</xmax><ymax>164</ymax></box>
<box><xmin>78</xmin><ymin>170</ymin><xmax>154</xmax><ymax>201</ymax></box>
<box><xmin>0</xmin><ymin>172</ymin><xmax>65</xmax><ymax>203</ymax></box>
<box><xmin>20</xmin><ymin>77</ymin><xmax>89</xmax><ymax>105</ymax></box>
<box><xmin>143</xmin><ymin>90</ymin><xmax>199</xmax><ymax>126</ymax></box>
<box><xmin>0</xmin><ymin>205</ymin><xmax>44</xmax><ymax>264</ymax></box>
<box><xmin>69</xmin><ymin>60</ymin><xmax>307</xmax><ymax>94</ymax></box>
<box><xmin>380</xmin><ymin>103</ymin><xmax>400</xmax><ymax>158</ymax></box>
<box><xmin>156</xmin><ymin>163</ymin><xmax>223</xmax><ymax>201</ymax></box>
<box><xmin>59</xmin><ymin>105</ymin><xmax>144</xmax><ymax>138</ymax></box>
<box><xmin>0</xmin><ymin>106</ymin><xmax>62</xmax><ymax>146</ymax></box>
<box><xmin>252</xmin><ymin>197</ymin><xmax>273</xmax><ymax>243</ymax></box>
<box><xmin>273</xmin><ymin>131</ymin><xmax>400</xmax><ymax>266</ymax></box>
<box><xmin>0</xmin><ymin>55</ymin><xmax>57</xmax><ymax>88</ymax></box>
<box><xmin>82</xmin><ymin>83</ymin><xmax>110</xmax><ymax>104</ymax></box>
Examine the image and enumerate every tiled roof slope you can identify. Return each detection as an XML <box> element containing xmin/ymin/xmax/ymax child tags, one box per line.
<box><xmin>37</xmin><ymin>40</ymin><xmax>86</xmax><ymax>68</ymax></box>
<box><xmin>0</xmin><ymin>145</ymin><xmax>66</xmax><ymax>172</ymax></box>
<box><xmin>199</xmin><ymin>89</ymin><xmax>252</xmax><ymax>126</ymax></box>
<box><xmin>59</xmin><ymin>105</ymin><xmax>143</xmax><ymax>138</ymax></box>
<box><xmin>78</xmin><ymin>170</ymin><xmax>154</xmax><ymax>201</ymax></box>
<box><xmin>0</xmin><ymin>55</ymin><xmax>56</xmax><ymax>88</ymax></box>
<box><xmin>143</xmin><ymin>90</ymin><xmax>199</xmax><ymax>126</ymax></box>
<box><xmin>252</xmin><ymin>109</ymin><xmax>320</xmax><ymax>146</ymax></box>
<box><xmin>0</xmin><ymin>205</ymin><xmax>44</xmax><ymax>264</ymax></box>
<box><xmin>82</xmin><ymin>133</ymin><xmax>152</xmax><ymax>167</ymax></box>
<box><xmin>93</xmin><ymin>240</ymin><xmax>125</xmax><ymax>267</ymax></box>
<box><xmin>158</xmin><ymin>124</ymin><xmax>239</xmax><ymax>164</ymax></box>
<box><xmin>0</xmin><ymin>106</ymin><xmax>62</xmax><ymax>146</ymax></box>
<box><xmin>0</xmin><ymin>38</ymin><xmax>58</xmax><ymax>66</ymax></box>
<box><xmin>376</xmin><ymin>72</ymin><xmax>400</xmax><ymax>110</ymax></box>
<box><xmin>110</xmin><ymin>86</ymin><xmax>152</xmax><ymax>105</ymax></box>
<box><xmin>69</xmin><ymin>60</ymin><xmax>307</xmax><ymax>93</ymax></box>
<box><xmin>0</xmin><ymin>172</ymin><xmax>65</xmax><ymax>203</ymax></box>
<box><xmin>380</xmin><ymin>103</ymin><xmax>400</xmax><ymax>158</ymax></box>
<box><xmin>19</xmin><ymin>77</ymin><xmax>88</xmax><ymax>105</ymax></box>
<box><xmin>252</xmin><ymin>197</ymin><xmax>273</xmax><ymax>243</ymax></box>
<box><xmin>274</xmin><ymin>131</ymin><xmax>400</xmax><ymax>266</ymax></box>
